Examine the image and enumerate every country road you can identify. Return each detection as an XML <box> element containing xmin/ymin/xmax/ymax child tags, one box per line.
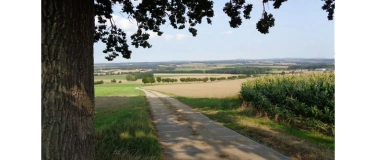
<box><xmin>138</xmin><ymin>88</ymin><xmax>290</xmax><ymax>160</ymax></box>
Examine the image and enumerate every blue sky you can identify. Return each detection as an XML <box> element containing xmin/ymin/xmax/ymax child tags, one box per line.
<box><xmin>94</xmin><ymin>0</ymin><xmax>334</xmax><ymax>63</ymax></box>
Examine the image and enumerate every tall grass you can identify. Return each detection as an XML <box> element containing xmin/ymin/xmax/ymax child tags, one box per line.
<box><xmin>95</xmin><ymin>83</ymin><xmax>163</xmax><ymax>159</ymax></box>
<box><xmin>240</xmin><ymin>73</ymin><xmax>334</xmax><ymax>135</ymax></box>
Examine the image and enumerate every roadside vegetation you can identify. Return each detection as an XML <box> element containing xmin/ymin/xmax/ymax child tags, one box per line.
<box><xmin>94</xmin><ymin>83</ymin><xmax>163</xmax><ymax>160</ymax></box>
<box><xmin>241</xmin><ymin>73</ymin><xmax>335</xmax><ymax>136</ymax></box>
<box><xmin>175</xmin><ymin>96</ymin><xmax>334</xmax><ymax>160</ymax></box>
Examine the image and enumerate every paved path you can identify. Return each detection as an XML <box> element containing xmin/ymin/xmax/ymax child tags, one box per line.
<box><xmin>139</xmin><ymin>88</ymin><xmax>290</xmax><ymax>160</ymax></box>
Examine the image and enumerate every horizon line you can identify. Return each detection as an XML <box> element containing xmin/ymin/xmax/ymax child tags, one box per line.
<box><xmin>94</xmin><ymin>58</ymin><xmax>335</xmax><ymax>64</ymax></box>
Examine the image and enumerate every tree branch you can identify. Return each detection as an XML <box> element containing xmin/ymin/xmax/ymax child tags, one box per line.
<box><xmin>109</xmin><ymin>18</ymin><xmax>115</xmax><ymax>28</ymax></box>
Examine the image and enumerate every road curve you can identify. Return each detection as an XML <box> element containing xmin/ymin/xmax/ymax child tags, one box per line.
<box><xmin>139</xmin><ymin>88</ymin><xmax>290</xmax><ymax>160</ymax></box>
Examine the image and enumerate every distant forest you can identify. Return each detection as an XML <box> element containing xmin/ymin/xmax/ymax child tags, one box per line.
<box><xmin>153</xmin><ymin>67</ymin><xmax>271</xmax><ymax>75</ymax></box>
<box><xmin>287</xmin><ymin>63</ymin><xmax>334</xmax><ymax>70</ymax></box>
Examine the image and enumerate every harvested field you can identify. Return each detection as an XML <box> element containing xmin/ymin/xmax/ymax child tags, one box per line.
<box><xmin>142</xmin><ymin>79</ymin><xmax>250</xmax><ymax>98</ymax></box>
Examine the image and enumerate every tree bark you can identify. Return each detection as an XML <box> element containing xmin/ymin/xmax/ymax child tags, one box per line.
<box><xmin>42</xmin><ymin>0</ymin><xmax>94</xmax><ymax>159</ymax></box>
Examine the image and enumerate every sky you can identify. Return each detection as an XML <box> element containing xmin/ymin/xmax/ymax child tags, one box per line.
<box><xmin>94</xmin><ymin>0</ymin><xmax>334</xmax><ymax>63</ymax></box>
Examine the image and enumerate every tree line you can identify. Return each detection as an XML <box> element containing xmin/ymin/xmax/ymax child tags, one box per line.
<box><xmin>287</xmin><ymin>63</ymin><xmax>335</xmax><ymax>70</ymax></box>
<box><xmin>142</xmin><ymin>75</ymin><xmax>251</xmax><ymax>84</ymax></box>
<box><xmin>151</xmin><ymin>67</ymin><xmax>271</xmax><ymax>75</ymax></box>
<box><xmin>125</xmin><ymin>72</ymin><xmax>154</xmax><ymax>81</ymax></box>
<box><xmin>205</xmin><ymin>67</ymin><xmax>271</xmax><ymax>74</ymax></box>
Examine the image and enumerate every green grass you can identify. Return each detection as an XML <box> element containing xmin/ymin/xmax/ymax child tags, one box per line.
<box><xmin>95</xmin><ymin>83</ymin><xmax>163</xmax><ymax>160</ymax></box>
<box><xmin>95</xmin><ymin>83</ymin><xmax>143</xmax><ymax>96</ymax></box>
<box><xmin>174</xmin><ymin>96</ymin><xmax>335</xmax><ymax>150</ymax></box>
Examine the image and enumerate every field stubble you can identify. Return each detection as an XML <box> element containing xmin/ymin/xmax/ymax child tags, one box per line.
<box><xmin>143</xmin><ymin>78</ymin><xmax>250</xmax><ymax>98</ymax></box>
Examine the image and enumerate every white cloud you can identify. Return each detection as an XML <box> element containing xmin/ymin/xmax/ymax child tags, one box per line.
<box><xmin>146</xmin><ymin>31</ymin><xmax>159</xmax><ymax>39</ymax></box>
<box><xmin>221</xmin><ymin>31</ymin><xmax>233</xmax><ymax>35</ymax></box>
<box><xmin>112</xmin><ymin>14</ymin><xmax>138</xmax><ymax>31</ymax></box>
<box><xmin>176</xmin><ymin>34</ymin><xmax>188</xmax><ymax>40</ymax></box>
<box><xmin>164</xmin><ymin>34</ymin><xmax>175</xmax><ymax>40</ymax></box>
<box><xmin>162</xmin><ymin>34</ymin><xmax>188</xmax><ymax>40</ymax></box>
<box><xmin>95</xmin><ymin>14</ymin><xmax>138</xmax><ymax>32</ymax></box>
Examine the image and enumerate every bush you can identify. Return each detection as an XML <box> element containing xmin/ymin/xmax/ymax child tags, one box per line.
<box><xmin>111</xmin><ymin>79</ymin><xmax>116</xmax><ymax>83</ymax></box>
<box><xmin>94</xmin><ymin>80</ymin><xmax>104</xmax><ymax>85</ymax></box>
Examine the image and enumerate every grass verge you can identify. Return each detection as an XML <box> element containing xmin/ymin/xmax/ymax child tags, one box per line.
<box><xmin>95</xmin><ymin>83</ymin><xmax>142</xmax><ymax>96</ymax></box>
<box><xmin>95</xmin><ymin>83</ymin><xmax>163</xmax><ymax>160</ymax></box>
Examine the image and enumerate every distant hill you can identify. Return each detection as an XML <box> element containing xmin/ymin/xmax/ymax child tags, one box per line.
<box><xmin>94</xmin><ymin>58</ymin><xmax>334</xmax><ymax>66</ymax></box>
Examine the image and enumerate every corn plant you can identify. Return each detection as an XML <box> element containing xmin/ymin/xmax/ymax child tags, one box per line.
<box><xmin>240</xmin><ymin>73</ymin><xmax>335</xmax><ymax>135</ymax></box>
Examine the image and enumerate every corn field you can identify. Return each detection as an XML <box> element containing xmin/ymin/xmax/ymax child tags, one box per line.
<box><xmin>240</xmin><ymin>73</ymin><xmax>334</xmax><ymax>135</ymax></box>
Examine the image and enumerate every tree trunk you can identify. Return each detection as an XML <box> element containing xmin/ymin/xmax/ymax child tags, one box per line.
<box><xmin>42</xmin><ymin>0</ymin><xmax>94</xmax><ymax>159</ymax></box>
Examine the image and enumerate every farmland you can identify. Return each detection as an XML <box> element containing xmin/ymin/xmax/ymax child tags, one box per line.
<box><xmin>94</xmin><ymin>59</ymin><xmax>334</xmax><ymax>75</ymax></box>
<box><xmin>93</xmin><ymin>59</ymin><xmax>335</xmax><ymax>160</ymax></box>
<box><xmin>154</xmin><ymin>73</ymin><xmax>241</xmax><ymax>79</ymax></box>
<box><xmin>94</xmin><ymin>73</ymin><xmax>243</xmax><ymax>84</ymax></box>
<box><xmin>143</xmin><ymin>78</ymin><xmax>249</xmax><ymax>98</ymax></box>
<box><xmin>241</xmin><ymin>73</ymin><xmax>335</xmax><ymax>135</ymax></box>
